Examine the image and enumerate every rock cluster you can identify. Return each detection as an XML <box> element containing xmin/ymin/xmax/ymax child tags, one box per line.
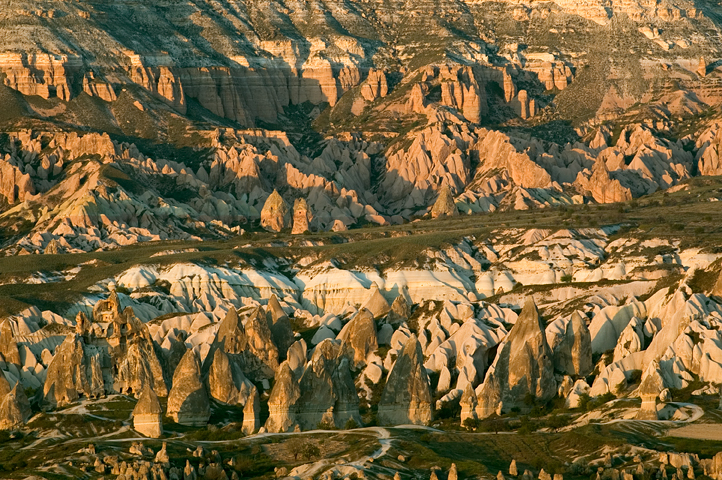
<box><xmin>477</xmin><ymin>298</ymin><xmax>556</xmax><ymax>417</ymax></box>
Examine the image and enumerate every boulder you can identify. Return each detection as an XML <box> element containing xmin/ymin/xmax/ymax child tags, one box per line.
<box><xmin>477</xmin><ymin>298</ymin><xmax>556</xmax><ymax>417</ymax></box>
<box><xmin>260</xmin><ymin>190</ymin><xmax>291</xmax><ymax>232</ymax></box>
<box><xmin>167</xmin><ymin>349</ymin><xmax>210</xmax><ymax>427</ymax></box>
<box><xmin>132</xmin><ymin>385</ymin><xmax>163</xmax><ymax>438</ymax></box>
<box><xmin>378</xmin><ymin>334</ymin><xmax>433</xmax><ymax>425</ymax></box>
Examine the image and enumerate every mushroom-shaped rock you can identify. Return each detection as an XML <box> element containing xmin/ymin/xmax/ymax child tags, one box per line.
<box><xmin>43</xmin><ymin>335</ymin><xmax>105</xmax><ymax>407</ymax></box>
<box><xmin>291</xmin><ymin>198</ymin><xmax>312</xmax><ymax>234</ymax></box>
<box><xmin>260</xmin><ymin>190</ymin><xmax>291</xmax><ymax>232</ymax></box>
<box><xmin>636</xmin><ymin>360</ymin><xmax>664</xmax><ymax>420</ymax></box>
<box><xmin>337</xmin><ymin>308</ymin><xmax>378</xmax><ymax>368</ymax></box>
<box><xmin>0</xmin><ymin>382</ymin><xmax>31</xmax><ymax>429</ymax></box>
<box><xmin>267</xmin><ymin>295</ymin><xmax>295</xmax><ymax>360</ymax></box>
<box><xmin>264</xmin><ymin>361</ymin><xmax>300</xmax><ymax>433</ymax></box>
<box><xmin>295</xmin><ymin>339</ymin><xmax>361</xmax><ymax>430</ymax></box>
<box><xmin>167</xmin><ymin>349</ymin><xmax>210</xmax><ymax>427</ymax></box>
<box><xmin>378</xmin><ymin>334</ymin><xmax>433</xmax><ymax>425</ymax></box>
<box><xmin>360</xmin><ymin>283</ymin><xmax>391</xmax><ymax>319</ymax></box>
<box><xmin>477</xmin><ymin>298</ymin><xmax>556</xmax><ymax>417</ymax></box>
<box><xmin>430</xmin><ymin>185</ymin><xmax>458</xmax><ymax>219</ymax></box>
<box><xmin>208</xmin><ymin>348</ymin><xmax>253</xmax><ymax>406</ymax></box>
<box><xmin>133</xmin><ymin>385</ymin><xmax>163</xmax><ymax>438</ymax></box>
<box><xmin>553</xmin><ymin>312</ymin><xmax>593</xmax><ymax>377</ymax></box>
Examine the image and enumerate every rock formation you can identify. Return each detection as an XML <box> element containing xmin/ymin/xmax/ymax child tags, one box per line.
<box><xmin>361</xmin><ymin>283</ymin><xmax>391</xmax><ymax>319</ymax></box>
<box><xmin>43</xmin><ymin>335</ymin><xmax>105</xmax><ymax>407</ymax></box>
<box><xmin>460</xmin><ymin>382</ymin><xmax>478</xmax><ymax>426</ymax></box>
<box><xmin>265</xmin><ymin>361</ymin><xmax>301</xmax><ymax>433</ymax></box>
<box><xmin>242</xmin><ymin>386</ymin><xmax>261</xmax><ymax>434</ymax></box>
<box><xmin>477</xmin><ymin>298</ymin><xmax>556</xmax><ymax>417</ymax></box>
<box><xmin>240</xmin><ymin>307</ymin><xmax>280</xmax><ymax>380</ymax></box>
<box><xmin>295</xmin><ymin>339</ymin><xmax>362</xmax><ymax>429</ymax></box>
<box><xmin>378</xmin><ymin>334</ymin><xmax>433</xmax><ymax>425</ymax></box>
<box><xmin>132</xmin><ymin>385</ymin><xmax>163</xmax><ymax>438</ymax></box>
<box><xmin>208</xmin><ymin>348</ymin><xmax>254</xmax><ymax>406</ymax></box>
<box><xmin>636</xmin><ymin>360</ymin><xmax>664</xmax><ymax>420</ymax></box>
<box><xmin>291</xmin><ymin>198</ymin><xmax>312</xmax><ymax>234</ymax></box>
<box><xmin>0</xmin><ymin>382</ymin><xmax>31</xmax><ymax>429</ymax></box>
<box><xmin>267</xmin><ymin>295</ymin><xmax>296</xmax><ymax>358</ymax></box>
<box><xmin>431</xmin><ymin>185</ymin><xmax>458</xmax><ymax>219</ymax></box>
<box><xmin>260</xmin><ymin>190</ymin><xmax>291</xmax><ymax>233</ymax></box>
<box><xmin>337</xmin><ymin>308</ymin><xmax>379</xmax><ymax>367</ymax></box>
<box><xmin>0</xmin><ymin>320</ymin><xmax>20</xmax><ymax>366</ymax></box>
<box><xmin>552</xmin><ymin>312</ymin><xmax>593</xmax><ymax>377</ymax></box>
<box><xmin>167</xmin><ymin>349</ymin><xmax>210</xmax><ymax>427</ymax></box>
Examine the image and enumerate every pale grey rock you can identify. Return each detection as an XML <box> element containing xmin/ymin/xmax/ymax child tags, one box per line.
<box><xmin>553</xmin><ymin>312</ymin><xmax>593</xmax><ymax>377</ymax></box>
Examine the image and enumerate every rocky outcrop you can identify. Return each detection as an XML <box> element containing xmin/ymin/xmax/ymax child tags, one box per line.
<box><xmin>636</xmin><ymin>360</ymin><xmax>664</xmax><ymax>420</ymax></box>
<box><xmin>114</xmin><ymin>328</ymin><xmax>168</xmax><ymax>397</ymax></box>
<box><xmin>132</xmin><ymin>385</ymin><xmax>163</xmax><ymax>438</ymax></box>
<box><xmin>167</xmin><ymin>349</ymin><xmax>210</xmax><ymax>427</ymax></box>
<box><xmin>0</xmin><ymin>320</ymin><xmax>20</xmax><ymax>366</ymax></box>
<box><xmin>265</xmin><ymin>361</ymin><xmax>301</xmax><ymax>433</ymax></box>
<box><xmin>431</xmin><ymin>185</ymin><xmax>458</xmax><ymax>219</ymax></box>
<box><xmin>208</xmin><ymin>348</ymin><xmax>254</xmax><ymax>406</ymax></box>
<box><xmin>0</xmin><ymin>159</ymin><xmax>34</xmax><ymax>204</ymax></box>
<box><xmin>552</xmin><ymin>312</ymin><xmax>593</xmax><ymax>377</ymax></box>
<box><xmin>0</xmin><ymin>382</ymin><xmax>31</xmax><ymax>429</ymax></box>
<box><xmin>267</xmin><ymin>295</ymin><xmax>295</xmax><ymax>360</ymax></box>
<box><xmin>291</xmin><ymin>198</ymin><xmax>312</xmax><ymax>234</ymax></box>
<box><xmin>477</xmin><ymin>298</ymin><xmax>556</xmax><ymax>417</ymax></box>
<box><xmin>295</xmin><ymin>339</ymin><xmax>361</xmax><ymax>429</ymax></box>
<box><xmin>361</xmin><ymin>69</ymin><xmax>389</xmax><ymax>102</ymax></box>
<box><xmin>460</xmin><ymin>382</ymin><xmax>478</xmax><ymax>426</ymax></box>
<box><xmin>241</xmin><ymin>307</ymin><xmax>280</xmax><ymax>380</ymax></box>
<box><xmin>260</xmin><ymin>190</ymin><xmax>291</xmax><ymax>233</ymax></box>
<box><xmin>242</xmin><ymin>386</ymin><xmax>261</xmax><ymax>434</ymax></box>
<box><xmin>575</xmin><ymin>157</ymin><xmax>632</xmax><ymax>203</ymax></box>
<box><xmin>43</xmin><ymin>335</ymin><xmax>105</xmax><ymax>407</ymax></box>
<box><xmin>360</xmin><ymin>283</ymin><xmax>391</xmax><ymax>319</ymax></box>
<box><xmin>378</xmin><ymin>334</ymin><xmax>433</xmax><ymax>425</ymax></box>
<box><xmin>337</xmin><ymin>309</ymin><xmax>378</xmax><ymax>367</ymax></box>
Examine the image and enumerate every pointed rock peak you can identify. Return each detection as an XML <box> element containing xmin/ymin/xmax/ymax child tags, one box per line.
<box><xmin>361</xmin><ymin>283</ymin><xmax>391</xmax><ymax>319</ymax></box>
<box><xmin>712</xmin><ymin>268</ymin><xmax>722</xmax><ymax>297</ymax></box>
<box><xmin>267</xmin><ymin>294</ymin><xmax>286</xmax><ymax>322</ymax></box>
<box><xmin>292</xmin><ymin>197</ymin><xmax>312</xmax><ymax>235</ymax></box>
<box><xmin>639</xmin><ymin>360</ymin><xmax>664</xmax><ymax>397</ymax></box>
<box><xmin>338</xmin><ymin>308</ymin><xmax>378</xmax><ymax>367</ymax></box>
<box><xmin>216</xmin><ymin>308</ymin><xmax>245</xmax><ymax>355</ymax></box>
<box><xmin>261</xmin><ymin>190</ymin><xmax>291</xmax><ymax>233</ymax></box>
<box><xmin>460</xmin><ymin>381</ymin><xmax>477</xmax><ymax>403</ymax></box>
<box><xmin>513</xmin><ymin>297</ymin><xmax>545</xmax><ymax>337</ymax></box>
<box><xmin>431</xmin><ymin>185</ymin><xmax>458</xmax><ymax>219</ymax></box>
<box><xmin>0</xmin><ymin>374</ymin><xmax>10</xmax><ymax>398</ymax></box>
<box><xmin>134</xmin><ymin>385</ymin><xmax>162</xmax><ymax>415</ymax></box>
<box><xmin>389</xmin><ymin>294</ymin><xmax>411</xmax><ymax>322</ymax></box>
<box><xmin>174</xmin><ymin>348</ymin><xmax>202</xmax><ymax>384</ymax></box>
